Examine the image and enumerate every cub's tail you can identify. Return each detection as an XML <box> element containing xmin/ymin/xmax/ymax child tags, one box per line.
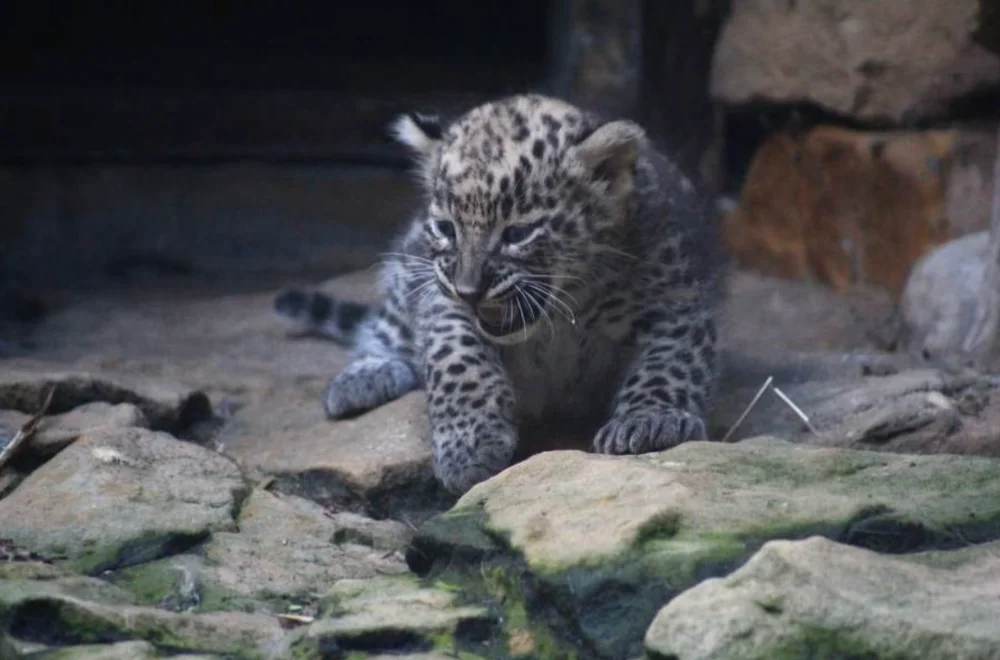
<box><xmin>273</xmin><ymin>289</ymin><xmax>370</xmax><ymax>346</ymax></box>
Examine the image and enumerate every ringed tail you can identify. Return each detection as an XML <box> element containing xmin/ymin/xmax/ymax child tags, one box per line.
<box><xmin>273</xmin><ymin>289</ymin><xmax>370</xmax><ymax>345</ymax></box>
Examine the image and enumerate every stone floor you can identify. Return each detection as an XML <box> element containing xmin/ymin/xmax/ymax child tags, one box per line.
<box><xmin>2</xmin><ymin>267</ymin><xmax>999</xmax><ymax>659</ymax></box>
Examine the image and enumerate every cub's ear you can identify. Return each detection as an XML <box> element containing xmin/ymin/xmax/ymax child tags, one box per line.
<box><xmin>574</xmin><ymin>120</ymin><xmax>646</xmax><ymax>190</ymax></box>
<box><xmin>390</xmin><ymin>112</ymin><xmax>444</xmax><ymax>157</ymax></box>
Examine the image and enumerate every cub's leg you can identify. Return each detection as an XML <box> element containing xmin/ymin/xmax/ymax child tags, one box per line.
<box><xmin>274</xmin><ymin>288</ymin><xmax>420</xmax><ymax>418</ymax></box>
<box><xmin>418</xmin><ymin>297</ymin><xmax>518</xmax><ymax>494</ymax></box>
<box><xmin>594</xmin><ymin>301</ymin><xmax>717</xmax><ymax>454</ymax></box>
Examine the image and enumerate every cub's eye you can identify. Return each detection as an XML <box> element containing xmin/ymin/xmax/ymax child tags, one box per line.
<box><xmin>502</xmin><ymin>224</ymin><xmax>534</xmax><ymax>245</ymax></box>
<box><xmin>434</xmin><ymin>219</ymin><xmax>456</xmax><ymax>240</ymax></box>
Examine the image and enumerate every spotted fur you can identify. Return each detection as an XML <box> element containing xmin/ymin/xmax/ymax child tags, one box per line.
<box><xmin>276</xmin><ymin>94</ymin><xmax>721</xmax><ymax>494</ymax></box>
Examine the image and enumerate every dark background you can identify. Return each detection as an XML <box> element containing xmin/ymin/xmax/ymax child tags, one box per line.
<box><xmin>0</xmin><ymin>1</ymin><xmax>731</xmax><ymax>297</ymax></box>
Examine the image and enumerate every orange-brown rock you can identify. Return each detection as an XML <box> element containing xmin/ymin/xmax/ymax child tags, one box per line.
<box><xmin>724</xmin><ymin>125</ymin><xmax>997</xmax><ymax>295</ymax></box>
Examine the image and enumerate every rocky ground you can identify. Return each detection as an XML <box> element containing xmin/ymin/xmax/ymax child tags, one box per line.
<box><xmin>1</xmin><ymin>268</ymin><xmax>999</xmax><ymax>659</ymax></box>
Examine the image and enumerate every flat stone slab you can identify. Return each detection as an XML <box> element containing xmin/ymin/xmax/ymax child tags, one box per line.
<box><xmin>646</xmin><ymin>536</ymin><xmax>1000</xmax><ymax>660</ymax></box>
<box><xmin>711</xmin><ymin>366</ymin><xmax>1000</xmax><ymax>456</ymax></box>
<box><xmin>199</xmin><ymin>489</ymin><xmax>410</xmax><ymax>606</ymax></box>
<box><xmin>413</xmin><ymin>438</ymin><xmax>1000</xmax><ymax>658</ymax></box>
<box><xmin>10</xmin><ymin>640</ymin><xmax>221</xmax><ymax>659</ymax></box>
<box><xmin>0</xmin><ymin>402</ymin><xmax>149</xmax><ymax>457</ymax></box>
<box><xmin>0</xmin><ymin>368</ymin><xmax>211</xmax><ymax>432</ymax></box>
<box><xmin>0</xmin><ymin>427</ymin><xmax>246</xmax><ymax>574</ymax></box>
<box><xmin>0</xmin><ymin>572</ymin><xmax>283</xmax><ymax>658</ymax></box>
<box><xmin>220</xmin><ymin>389</ymin><xmax>437</xmax><ymax>510</ymax></box>
<box><xmin>280</xmin><ymin>575</ymin><xmax>492</xmax><ymax>658</ymax></box>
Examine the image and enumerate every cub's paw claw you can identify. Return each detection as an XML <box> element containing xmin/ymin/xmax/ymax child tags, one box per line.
<box><xmin>432</xmin><ymin>424</ymin><xmax>517</xmax><ymax>495</ymax></box>
<box><xmin>593</xmin><ymin>409</ymin><xmax>707</xmax><ymax>455</ymax></box>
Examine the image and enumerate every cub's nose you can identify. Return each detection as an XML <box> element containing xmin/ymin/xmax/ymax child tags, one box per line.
<box><xmin>455</xmin><ymin>285</ymin><xmax>484</xmax><ymax>308</ymax></box>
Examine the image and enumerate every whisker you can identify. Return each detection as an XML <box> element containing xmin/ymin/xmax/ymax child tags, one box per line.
<box><xmin>521</xmin><ymin>283</ymin><xmax>556</xmax><ymax>343</ymax></box>
<box><xmin>531</xmin><ymin>278</ymin><xmax>580</xmax><ymax>305</ymax></box>
<box><xmin>513</xmin><ymin>286</ymin><xmax>532</xmax><ymax>342</ymax></box>
<box><xmin>523</xmin><ymin>281</ymin><xmax>576</xmax><ymax>325</ymax></box>
<box><xmin>405</xmin><ymin>277</ymin><xmax>438</xmax><ymax>301</ymax></box>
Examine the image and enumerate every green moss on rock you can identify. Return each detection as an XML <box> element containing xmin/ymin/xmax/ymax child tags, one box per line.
<box><xmin>414</xmin><ymin>439</ymin><xmax>1000</xmax><ymax>658</ymax></box>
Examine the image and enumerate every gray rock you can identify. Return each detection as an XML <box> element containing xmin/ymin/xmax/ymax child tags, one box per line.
<box><xmin>0</xmin><ymin>572</ymin><xmax>283</xmax><ymax>657</ymax></box>
<box><xmin>198</xmin><ymin>489</ymin><xmax>410</xmax><ymax>607</ymax></box>
<box><xmin>0</xmin><ymin>427</ymin><xmax>246</xmax><ymax>574</ymax></box>
<box><xmin>280</xmin><ymin>575</ymin><xmax>492</xmax><ymax>659</ymax></box>
<box><xmin>0</xmin><ymin>368</ymin><xmax>210</xmax><ymax>432</ymax></box>
<box><xmin>714</xmin><ymin>365</ymin><xmax>1000</xmax><ymax>456</ymax></box>
<box><xmin>711</xmin><ymin>0</ymin><xmax>1000</xmax><ymax>122</ymax></box>
<box><xmin>0</xmin><ymin>402</ymin><xmax>148</xmax><ymax>457</ymax></box>
<box><xmin>901</xmin><ymin>231</ymin><xmax>991</xmax><ymax>358</ymax></box>
<box><xmin>413</xmin><ymin>438</ymin><xmax>1000</xmax><ymax>658</ymax></box>
<box><xmin>221</xmin><ymin>389</ymin><xmax>439</xmax><ymax>513</ymax></box>
<box><xmin>645</xmin><ymin>536</ymin><xmax>1000</xmax><ymax>660</ymax></box>
<box><xmin>23</xmin><ymin>640</ymin><xmax>221</xmax><ymax>659</ymax></box>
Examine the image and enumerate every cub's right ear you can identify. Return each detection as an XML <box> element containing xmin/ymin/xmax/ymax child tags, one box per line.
<box><xmin>390</xmin><ymin>112</ymin><xmax>443</xmax><ymax>158</ymax></box>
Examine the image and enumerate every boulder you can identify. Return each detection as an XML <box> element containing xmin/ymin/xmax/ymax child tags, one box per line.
<box><xmin>711</xmin><ymin>0</ymin><xmax>1000</xmax><ymax>122</ymax></box>
<box><xmin>411</xmin><ymin>438</ymin><xmax>1000</xmax><ymax>658</ymax></box>
<box><xmin>900</xmin><ymin>231</ymin><xmax>992</xmax><ymax>357</ymax></box>
<box><xmin>0</xmin><ymin>427</ymin><xmax>246</xmax><ymax>574</ymax></box>
<box><xmin>724</xmin><ymin>125</ymin><xmax>997</xmax><ymax>295</ymax></box>
<box><xmin>645</xmin><ymin>536</ymin><xmax>1000</xmax><ymax>660</ymax></box>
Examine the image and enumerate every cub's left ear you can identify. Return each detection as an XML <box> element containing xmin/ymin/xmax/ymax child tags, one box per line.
<box><xmin>390</xmin><ymin>112</ymin><xmax>444</xmax><ymax>158</ymax></box>
<box><xmin>574</xmin><ymin>120</ymin><xmax>646</xmax><ymax>192</ymax></box>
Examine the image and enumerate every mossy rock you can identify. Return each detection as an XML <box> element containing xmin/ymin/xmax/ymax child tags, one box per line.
<box><xmin>645</xmin><ymin>537</ymin><xmax>1000</xmax><ymax>659</ymax></box>
<box><xmin>280</xmin><ymin>576</ymin><xmax>495</xmax><ymax>659</ymax></box>
<box><xmin>0</xmin><ymin>574</ymin><xmax>282</xmax><ymax>658</ymax></box>
<box><xmin>411</xmin><ymin>438</ymin><xmax>1000</xmax><ymax>658</ymax></box>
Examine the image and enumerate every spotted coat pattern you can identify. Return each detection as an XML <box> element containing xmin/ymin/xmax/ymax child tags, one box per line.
<box><xmin>276</xmin><ymin>94</ymin><xmax>721</xmax><ymax>494</ymax></box>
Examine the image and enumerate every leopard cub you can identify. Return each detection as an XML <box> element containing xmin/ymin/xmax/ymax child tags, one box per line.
<box><xmin>276</xmin><ymin>94</ymin><xmax>721</xmax><ymax>494</ymax></box>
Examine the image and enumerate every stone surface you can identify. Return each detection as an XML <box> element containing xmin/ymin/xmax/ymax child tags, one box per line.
<box><xmin>901</xmin><ymin>231</ymin><xmax>991</xmax><ymax>357</ymax></box>
<box><xmin>714</xmin><ymin>366</ymin><xmax>1000</xmax><ymax>457</ymax></box>
<box><xmin>22</xmin><ymin>641</ymin><xmax>220</xmax><ymax>659</ymax></box>
<box><xmin>0</xmin><ymin>572</ymin><xmax>283</xmax><ymax>657</ymax></box>
<box><xmin>0</xmin><ymin>427</ymin><xmax>246</xmax><ymax>574</ymax></box>
<box><xmin>711</xmin><ymin>0</ymin><xmax>1000</xmax><ymax>122</ymax></box>
<box><xmin>280</xmin><ymin>575</ymin><xmax>493</xmax><ymax>659</ymax></box>
<box><xmin>6</xmin><ymin>265</ymin><xmax>1000</xmax><ymax>656</ymax></box>
<box><xmin>199</xmin><ymin>488</ymin><xmax>410</xmax><ymax>606</ymax></box>
<box><xmin>724</xmin><ymin>125</ymin><xmax>996</xmax><ymax>295</ymax></box>
<box><xmin>413</xmin><ymin>438</ymin><xmax>1000</xmax><ymax>658</ymax></box>
<box><xmin>0</xmin><ymin>369</ymin><xmax>210</xmax><ymax>432</ymax></box>
<box><xmin>0</xmin><ymin>402</ymin><xmax>148</xmax><ymax>457</ymax></box>
<box><xmin>718</xmin><ymin>270</ymin><xmax>897</xmax><ymax>355</ymax></box>
<box><xmin>220</xmin><ymin>390</ymin><xmax>437</xmax><ymax>513</ymax></box>
<box><xmin>645</xmin><ymin>536</ymin><xmax>1000</xmax><ymax>660</ymax></box>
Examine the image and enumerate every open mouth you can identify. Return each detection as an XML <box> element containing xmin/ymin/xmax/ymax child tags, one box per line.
<box><xmin>475</xmin><ymin>279</ymin><xmax>551</xmax><ymax>337</ymax></box>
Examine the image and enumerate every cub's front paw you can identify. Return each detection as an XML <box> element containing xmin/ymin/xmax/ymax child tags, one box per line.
<box><xmin>593</xmin><ymin>409</ymin><xmax>707</xmax><ymax>455</ymax></box>
<box><xmin>324</xmin><ymin>357</ymin><xmax>418</xmax><ymax>419</ymax></box>
<box><xmin>431</xmin><ymin>422</ymin><xmax>517</xmax><ymax>495</ymax></box>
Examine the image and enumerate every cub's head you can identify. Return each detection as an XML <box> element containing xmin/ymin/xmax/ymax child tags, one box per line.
<box><xmin>392</xmin><ymin>94</ymin><xmax>646</xmax><ymax>344</ymax></box>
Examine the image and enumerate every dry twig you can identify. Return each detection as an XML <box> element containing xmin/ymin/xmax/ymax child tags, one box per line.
<box><xmin>0</xmin><ymin>385</ymin><xmax>56</xmax><ymax>471</ymax></box>
<box><xmin>720</xmin><ymin>376</ymin><xmax>820</xmax><ymax>443</ymax></box>
<box><xmin>720</xmin><ymin>376</ymin><xmax>773</xmax><ymax>443</ymax></box>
